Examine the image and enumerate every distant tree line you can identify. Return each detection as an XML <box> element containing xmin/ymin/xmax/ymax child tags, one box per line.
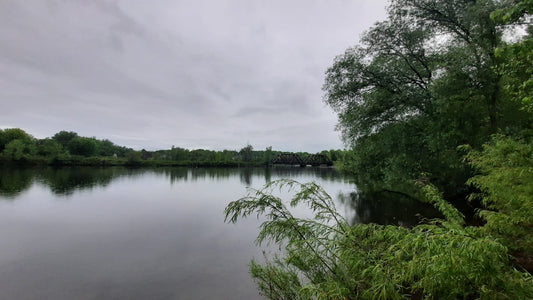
<box><xmin>0</xmin><ymin>129</ymin><xmax>132</xmax><ymax>165</ymax></box>
<box><xmin>0</xmin><ymin>128</ymin><xmax>343</xmax><ymax>167</ymax></box>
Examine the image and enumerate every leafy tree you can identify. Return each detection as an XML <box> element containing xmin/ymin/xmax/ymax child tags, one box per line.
<box><xmin>125</xmin><ymin>151</ymin><xmax>142</xmax><ymax>164</ymax></box>
<box><xmin>323</xmin><ymin>0</ymin><xmax>527</xmax><ymax>196</ymax></box>
<box><xmin>492</xmin><ymin>0</ymin><xmax>533</xmax><ymax>114</ymax></box>
<box><xmin>0</xmin><ymin>128</ymin><xmax>33</xmax><ymax>152</ymax></box>
<box><xmin>52</xmin><ymin>131</ymin><xmax>78</xmax><ymax>148</ymax></box>
<box><xmin>170</xmin><ymin>146</ymin><xmax>189</xmax><ymax>161</ymax></box>
<box><xmin>36</xmin><ymin>138</ymin><xmax>63</xmax><ymax>157</ymax></box>
<box><xmin>263</xmin><ymin>146</ymin><xmax>273</xmax><ymax>165</ymax></box>
<box><xmin>3</xmin><ymin>139</ymin><xmax>36</xmax><ymax>161</ymax></box>
<box><xmin>67</xmin><ymin>137</ymin><xmax>97</xmax><ymax>157</ymax></box>
<box><xmin>96</xmin><ymin>139</ymin><xmax>117</xmax><ymax>157</ymax></box>
<box><xmin>239</xmin><ymin>144</ymin><xmax>254</xmax><ymax>162</ymax></box>
<box><xmin>140</xmin><ymin>149</ymin><xmax>154</xmax><ymax>160</ymax></box>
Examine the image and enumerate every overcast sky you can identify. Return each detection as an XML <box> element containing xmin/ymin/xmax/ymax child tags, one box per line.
<box><xmin>0</xmin><ymin>0</ymin><xmax>387</xmax><ymax>152</ymax></box>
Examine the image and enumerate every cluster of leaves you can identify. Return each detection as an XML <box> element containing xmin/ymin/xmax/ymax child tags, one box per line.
<box><xmin>226</xmin><ymin>179</ymin><xmax>533</xmax><ymax>299</ymax></box>
<box><xmin>493</xmin><ymin>0</ymin><xmax>533</xmax><ymax>113</ymax></box>
<box><xmin>466</xmin><ymin>135</ymin><xmax>533</xmax><ymax>254</ymax></box>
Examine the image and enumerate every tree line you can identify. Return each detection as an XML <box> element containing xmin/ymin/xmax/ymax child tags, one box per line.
<box><xmin>0</xmin><ymin>128</ymin><xmax>344</xmax><ymax>167</ymax></box>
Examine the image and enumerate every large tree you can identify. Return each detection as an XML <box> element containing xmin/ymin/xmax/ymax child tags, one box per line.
<box><xmin>324</xmin><ymin>0</ymin><xmax>530</xmax><ymax>196</ymax></box>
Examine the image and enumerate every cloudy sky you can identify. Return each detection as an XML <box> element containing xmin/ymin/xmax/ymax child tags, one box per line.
<box><xmin>0</xmin><ymin>0</ymin><xmax>387</xmax><ymax>152</ymax></box>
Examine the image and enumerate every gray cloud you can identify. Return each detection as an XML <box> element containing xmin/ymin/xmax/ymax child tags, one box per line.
<box><xmin>0</xmin><ymin>0</ymin><xmax>387</xmax><ymax>152</ymax></box>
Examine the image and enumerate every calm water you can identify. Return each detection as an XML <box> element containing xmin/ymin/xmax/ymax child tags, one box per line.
<box><xmin>0</xmin><ymin>167</ymin><xmax>439</xmax><ymax>299</ymax></box>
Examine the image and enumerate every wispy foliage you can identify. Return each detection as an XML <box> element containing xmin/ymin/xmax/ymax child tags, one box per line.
<box><xmin>225</xmin><ymin>179</ymin><xmax>533</xmax><ymax>299</ymax></box>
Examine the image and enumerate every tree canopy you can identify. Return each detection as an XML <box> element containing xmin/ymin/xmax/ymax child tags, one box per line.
<box><xmin>324</xmin><ymin>0</ymin><xmax>533</xmax><ymax>197</ymax></box>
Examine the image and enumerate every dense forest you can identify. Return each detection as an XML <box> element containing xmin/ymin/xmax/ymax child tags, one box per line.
<box><xmin>226</xmin><ymin>0</ymin><xmax>533</xmax><ymax>298</ymax></box>
<box><xmin>0</xmin><ymin>128</ymin><xmax>343</xmax><ymax>167</ymax></box>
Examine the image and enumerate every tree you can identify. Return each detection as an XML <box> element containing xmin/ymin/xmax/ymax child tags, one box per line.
<box><xmin>492</xmin><ymin>0</ymin><xmax>533</xmax><ymax>113</ymax></box>
<box><xmin>323</xmin><ymin>0</ymin><xmax>523</xmax><ymax>196</ymax></box>
<box><xmin>52</xmin><ymin>131</ymin><xmax>78</xmax><ymax>148</ymax></box>
<box><xmin>3</xmin><ymin>139</ymin><xmax>36</xmax><ymax>161</ymax></box>
<box><xmin>96</xmin><ymin>139</ymin><xmax>117</xmax><ymax>157</ymax></box>
<box><xmin>239</xmin><ymin>144</ymin><xmax>253</xmax><ymax>162</ymax></box>
<box><xmin>36</xmin><ymin>138</ymin><xmax>63</xmax><ymax>157</ymax></box>
<box><xmin>0</xmin><ymin>128</ymin><xmax>33</xmax><ymax>152</ymax></box>
<box><xmin>263</xmin><ymin>146</ymin><xmax>273</xmax><ymax>165</ymax></box>
<box><xmin>125</xmin><ymin>151</ymin><xmax>142</xmax><ymax>164</ymax></box>
<box><xmin>67</xmin><ymin>137</ymin><xmax>97</xmax><ymax>157</ymax></box>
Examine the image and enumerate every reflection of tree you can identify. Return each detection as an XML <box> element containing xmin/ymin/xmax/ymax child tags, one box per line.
<box><xmin>0</xmin><ymin>168</ymin><xmax>33</xmax><ymax>198</ymax></box>
<box><xmin>0</xmin><ymin>166</ymin><xmax>350</xmax><ymax>204</ymax></box>
<box><xmin>269</xmin><ymin>166</ymin><xmax>344</xmax><ymax>183</ymax></box>
<box><xmin>338</xmin><ymin>190</ymin><xmax>442</xmax><ymax>227</ymax></box>
<box><xmin>160</xmin><ymin>168</ymin><xmax>189</xmax><ymax>184</ymax></box>
<box><xmin>264</xmin><ymin>167</ymin><xmax>271</xmax><ymax>184</ymax></box>
<box><xmin>240</xmin><ymin>168</ymin><xmax>252</xmax><ymax>186</ymax></box>
<box><xmin>37</xmin><ymin>167</ymin><xmax>121</xmax><ymax>195</ymax></box>
<box><xmin>189</xmin><ymin>168</ymin><xmax>232</xmax><ymax>181</ymax></box>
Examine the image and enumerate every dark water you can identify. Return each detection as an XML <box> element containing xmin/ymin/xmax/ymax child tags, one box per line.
<box><xmin>0</xmin><ymin>167</ymin><xmax>440</xmax><ymax>299</ymax></box>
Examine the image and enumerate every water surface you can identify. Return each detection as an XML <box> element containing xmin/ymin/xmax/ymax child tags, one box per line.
<box><xmin>0</xmin><ymin>167</ymin><xmax>439</xmax><ymax>299</ymax></box>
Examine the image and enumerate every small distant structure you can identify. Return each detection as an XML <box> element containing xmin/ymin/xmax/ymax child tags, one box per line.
<box><xmin>271</xmin><ymin>153</ymin><xmax>305</xmax><ymax>166</ymax></box>
<box><xmin>271</xmin><ymin>153</ymin><xmax>332</xmax><ymax>167</ymax></box>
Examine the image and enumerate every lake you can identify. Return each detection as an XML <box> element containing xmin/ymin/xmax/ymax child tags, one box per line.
<box><xmin>0</xmin><ymin>166</ymin><xmax>439</xmax><ymax>299</ymax></box>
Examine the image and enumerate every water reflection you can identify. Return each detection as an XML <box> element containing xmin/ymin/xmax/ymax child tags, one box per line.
<box><xmin>338</xmin><ymin>189</ymin><xmax>442</xmax><ymax>226</ymax></box>
<box><xmin>0</xmin><ymin>166</ymin><xmax>445</xmax><ymax>299</ymax></box>
<box><xmin>0</xmin><ymin>166</ymin><xmax>438</xmax><ymax>227</ymax></box>
<box><xmin>0</xmin><ymin>166</ymin><xmax>344</xmax><ymax>198</ymax></box>
<box><xmin>0</xmin><ymin>167</ymin><xmax>138</xmax><ymax>197</ymax></box>
<box><xmin>38</xmin><ymin>168</ymin><xmax>115</xmax><ymax>195</ymax></box>
<box><xmin>0</xmin><ymin>168</ymin><xmax>33</xmax><ymax>198</ymax></box>
<box><xmin>159</xmin><ymin>167</ymin><xmax>344</xmax><ymax>187</ymax></box>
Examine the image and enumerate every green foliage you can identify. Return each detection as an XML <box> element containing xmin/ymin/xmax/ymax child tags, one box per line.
<box><xmin>0</xmin><ymin>128</ymin><xmax>34</xmax><ymax>152</ymax></box>
<box><xmin>52</xmin><ymin>131</ymin><xmax>79</xmax><ymax>148</ymax></box>
<box><xmin>240</xmin><ymin>144</ymin><xmax>254</xmax><ymax>162</ymax></box>
<box><xmin>249</xmin><ymin>259</ymin><xmax>302</xmax><ymax>300</ymax></box>
<box><xmin>323</xmin><ymin>0</ymin><xmax>526</xmax><ymax>196</ymax></box>
<box><xmin>263</xmin><ymin>146</ymin><xmax>273</xmax><ymax>166</ymax></box>
<box><xmin>3</xmin><ymin>139</ymin><xmax>36</xmax><ymax>161</ymax></box>
<box><xmin>495</xmin><ymin>35</ymin><xmax>533</xmax><ymax>113</ymax></box>
<box><xmin>125</xmin><ymin>151</ymin><xmax>143</xmax><ymax>165</ymax></box>
<box><xmin>467</xmin><ymin>135</ymin><xmax>533</xmax><ymax>253</ymax></box>
<box><xmin>491</xmin><ymin>0</ymin><xmax>533</xmax><ymax>25</ymax></box>
<box><xmin>0</xmin><ymin>128</ymin><xmax>342</xmax><ymax>167</ymax></box>
<box><xmin>226</xmin><ymin>180</ymin><xmax>533</xmax><ymax>299</ymax></box>
<box><xmin>491</xmin><ymin>0</ymin><xmax>533</xmax><ymax>114</ymax></box>
<box><xmin>67</xmin><ymin>137</ymin><xmax>97</xmax><ymax>157</ymax></box>
<box><xmin>96</xmin><ymin>139</ymin><xmax>118</xmax><ymax>156</ymax></box>
<box><xmin>36</xmin><ymin>138</ymin><xmax>63</xmax><ymax>157</ymax></box>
